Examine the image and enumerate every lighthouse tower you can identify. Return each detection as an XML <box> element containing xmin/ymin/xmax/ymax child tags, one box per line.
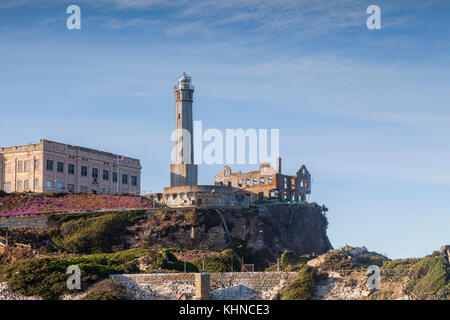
<box><xmin>170</xmin><ymin>72</ymin><xmax>198</xmax><ymax>186</ymax></box>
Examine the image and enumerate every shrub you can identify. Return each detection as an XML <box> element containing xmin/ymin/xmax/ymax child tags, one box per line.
<box><xmin>147</xmin><ymin>249</ymin><xmax>198</xmax><ymax>272</ymax></box>
<box><xmin>1</xmin><ymin>249</ymin><xmax>145</xmax><ymax>300</ymax></box>
<box><xmin>190</xmin><ymin>249</ymin><xmax>233</xmax><ymax>272</ymax></box>
<box><xmin>52</xmin><ymin>212</ymin><xmax>141</xmax><ymax>254</ymax></box>
<box><xmin>280</xmin><ymin>266</ymin><xmax>316</xmax><ymax>300</ymax></box>
<box><xmin>320</xmin><ymin>250</ymin><xmax>354</xmax><ymax>271</ymax></box>
<box><xmin>405</xmin><ymin>256</ymin><xmax>450</xmax><ymax>299</ymax></box>
<box><xmin>82</xmin><ymin>279</ymin><xmax>126</xmax><ymax>300</ymax></box>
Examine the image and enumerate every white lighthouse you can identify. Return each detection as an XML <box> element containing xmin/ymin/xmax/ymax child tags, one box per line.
<box><xmin>170</xmin><ymin>72</ymin><xmax>198</xmax><ymax>186</ymax></box>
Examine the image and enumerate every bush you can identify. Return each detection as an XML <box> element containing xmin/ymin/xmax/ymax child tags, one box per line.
<box><xmin>190</xmin><ymin>249</ymin><xmax>233</xmax><ymax>272</ymax></box>
<box><xmin>405</xmin><ymin>257</ymin><xmax>450</xmax><ymax>299</ymax></box>
<box><xmin>0</xmin><ymin>249</ymin><xmax>145</xmax><ymax>300</ymax></box>
<box><xmin>280</xmin><ymin>266</ymin><xmax>316</xmax><ymax>300</ymax></box>
<box><xmin>320</xmin><ymin>250</ymin><xmax>354</xmax><ymax>271</ymax></box>
<box><xmin>52</xmin><ymin>212</ymin><xmax>141</xmax><ymax>254</ymax></box>
<box><xmin>82</xmin><ymin>279</ymin><xmax>126</xmax><ymax>300</ymax></box>
<box><xmin>147</xmin><ymin>249</ymin><xmax>198</xmax><ymax>272</ymax></box>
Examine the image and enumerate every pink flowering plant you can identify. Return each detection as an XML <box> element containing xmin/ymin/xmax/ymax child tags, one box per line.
<box><xmin>0</xmin><ymin>193</ymin><xmax>154</xmax><ymax>217</ymax></box>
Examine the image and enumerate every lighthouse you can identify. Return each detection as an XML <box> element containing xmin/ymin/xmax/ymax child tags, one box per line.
<box><xmin>170</xmin><ymin>72</ymin><xmax>198</xmax><ymax>186</ymax></box>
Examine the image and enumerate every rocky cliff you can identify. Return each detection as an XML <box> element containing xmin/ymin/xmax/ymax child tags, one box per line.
<box><xmin>125</xmin><ymin>203</ymin><xmax>332</xmax><ymax>268</ymax></box>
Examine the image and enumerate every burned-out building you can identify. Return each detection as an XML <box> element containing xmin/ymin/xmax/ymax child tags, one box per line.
<box><xmin>214</xmin><ymin>158</ymin><xmax>311</xmax><ymax>203</ymax></box>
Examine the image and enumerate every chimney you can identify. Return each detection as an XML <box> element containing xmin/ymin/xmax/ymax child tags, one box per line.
<box><xmin>276</xmin><ymin>157</ymin><xmax>282</xmax><ymax>174</ymax></box>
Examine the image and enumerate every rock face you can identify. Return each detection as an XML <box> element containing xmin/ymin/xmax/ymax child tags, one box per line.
<box><xmin>127</xmin><ymin>203</ymin><xmax>332</xmax><ymax>267</ymax></box>
<box><xmin>440</xmin><ymin>245</ymin><xmax>450</xmax><ymax>263</ymax></box>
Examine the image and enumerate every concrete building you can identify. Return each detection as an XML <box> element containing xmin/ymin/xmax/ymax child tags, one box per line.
<box><xmin>170</xmin><ymin>72</ymin><xmax>198</xmax><ymax>187</ymax></box>
<box><xmin>214</xmin><ymin>158</ymin><xmax>311</xmax><ymax>203</ymax></box>
<box><xmin>149</xmin><ymin>185</ymin><xmax>250</xmax><ymax>208</ymax></box>
<box><xmin>0</xmin><ymin>139</ymin><xmax>141</xmax><ymax>195</ymax></box>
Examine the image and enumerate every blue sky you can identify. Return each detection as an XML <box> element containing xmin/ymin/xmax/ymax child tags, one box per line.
<box><xmin>0</xmin><ymin>0</ymin><xmax>449</xmax><ymax>259</ymax></box>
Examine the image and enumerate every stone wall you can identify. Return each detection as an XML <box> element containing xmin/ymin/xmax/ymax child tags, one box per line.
<box><xmin>0</xmin><ymin>216</ymin><xmax>48</xmax><ymax>229</ymax></box>
<box><xmin>110</xmin><ymin>272</ymin><xmax>297</xmax><ymax>300</ymax></box>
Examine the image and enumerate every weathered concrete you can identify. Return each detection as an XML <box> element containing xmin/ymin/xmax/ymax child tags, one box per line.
<box><xmin>0</xmin><ymin>216</ymin><xmax>48</xmax><ymax>229</ymax></box>
<box><xmin>110</xmin><ymin>272</ymin><xmax>297</xmax><ymax>300</ymax></box>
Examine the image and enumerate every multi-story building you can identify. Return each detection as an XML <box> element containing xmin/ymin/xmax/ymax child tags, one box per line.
<box><xmin>0</xmin><ymin>139</ymin><xmax>141</xmax><ymax>195</ymax></box>
<box><xmin>214</xmin><ymin>158</ymin><xmax>311</xmax><ymax>203</ymax></box>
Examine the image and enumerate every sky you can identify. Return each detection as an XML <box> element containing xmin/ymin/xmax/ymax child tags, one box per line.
<box><xmin>0</xmin><ymin>0</ymin><xmax>449</xmax><ymax>259</ymax></box>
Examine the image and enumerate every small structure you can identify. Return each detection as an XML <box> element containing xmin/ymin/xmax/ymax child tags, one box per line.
<box><xmin>214</xmin><ymin>158</ymin><xmax>311</xmax><ymax>202</ymax></box>
<box><xmin>149</xmin><ymin>185</ymin><xmax>250</xmax><ymax>208</ymax></box>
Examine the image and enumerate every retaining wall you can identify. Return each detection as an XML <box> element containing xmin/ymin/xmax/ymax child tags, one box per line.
<box><xmin>110</xmin><ymin>272</ymin><xmax>297</xmax><ymax>300</ymax></box>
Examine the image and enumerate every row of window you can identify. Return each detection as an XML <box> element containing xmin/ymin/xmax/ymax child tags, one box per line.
<box><xmin>45</xmin><ymin>160</ymin><xmax>137</xmax><ymax>186</ymax></box>
<box><xmin>15</xmin><ymin>160</ymin><xmax>40</xmax><ymax>172</ymax></box>
<box><xmin>3</xmin><ymin>180</ymin><xmax>39</xmax><ymax>192</ymax></box>
<box><xmin>218</xmin><ymin>176</ymin><xmax>274</xmax><ymax>188</ymax></box>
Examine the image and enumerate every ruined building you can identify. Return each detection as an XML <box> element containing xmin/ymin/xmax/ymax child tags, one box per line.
<box><xmin>214</xmin><ymin>158</ymin><xmax>311</xmax><ymax>202</ymax></box>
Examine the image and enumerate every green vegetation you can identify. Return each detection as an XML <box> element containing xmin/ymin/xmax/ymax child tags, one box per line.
<box><xmin>189</xmin><ymin>249</ymin><xmax>233</xmax><ymax>273</ymax></box>
<box><xmin>266</xmin><ymin>251</ymin><xmax>309</xmax><ymax>272</ymax></box>
<box><xmin>280</xmin><ymin>266</ymin><xmax>317</xmax><ymax>300</ymax></box>
<box><xmin>405</xmin><ymin>256</ymin><xmax>450</xmax><ymax>299</ymax></box>
<box><xmin>147</xmin><ymin>249</ymin><xmax>197</xmax><ymax>272</ymax></box>
<box><xmin>82</xmin><ymin>279</ymin><xmax>126</xmax><ymax>300</ymax></box>
<box><xmin>50</xmin><ymin>211</ymin><xmax>143</xmax><ymax>254</ymax></box>
<box><xmin>0</xmin><ymin>249</ymin><xmax>146</xmax><ymax>300</ymax></box>
<box><xmin>319</xmin><ymin>250</ymin><xmax>354</xmax><ymax>271</ymax></box>
<box><xmin>146</xmin><ymin>248</ymin><xmax>233</xmax><ymax>273</ymax></box>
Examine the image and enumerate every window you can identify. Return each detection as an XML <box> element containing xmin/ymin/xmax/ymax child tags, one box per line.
<box><xmin>113</xmin><ymin>172</ymin><xmax>118</xmax><ymax>183</ymax></box>
<box><xmin>103</xmin><ymin>170</ymin><xmax>109</xmax><ymax>181</ymax></box>
<box><xmin>131</xmin><ymin>176</ymin><xmax>137</xmax><ymax>186</ymax></box>
<box><xmin>81</xmin><ymin>166</ymin><xmax>88</xmax><ymax>177</ymax></box>
<box><xmin>238</xmin><ymin>179</ymin><xmax>242</xmax><ymax>187</ymax></box>
<box><xmin>17</xmin><ymin>161</ymin><xmax>23</xmax><ymax>172</ymax></box>
<box><xmin>68</xmin><ymin>164</ymin><xmax>75</xmax><ymax>175</ymax></box>
<box><xmin>92</xmin><ymin>168</ymin><xmax>99</xmax><ymax>179</ymax></box>
<box><xmin>260</xmin><ymin>177</ymin><xmax>265</xmax><ymax>184</ymax></box>
<box><xmin>57</xmin><ymin>182</ymin><xmax>64</xmax><ymax>191</ymax></box>
<box><xmin>227</xmin><ymin>181</ymin><xmax>232</xmax><ymax>187</ymax></box>
<box><xmin>246</xmin><ymin>179</ymin><xmax>250</xmax><ymax>186</ymax></box>
<box><xmin>3</xmin><ymin>182</ymin><xmax>11</xmax><ymax>192</ymax></box>
<box><xmin>46</xmin><ymin>180</ymin><xmax>52</xmax><ymax>190</ymax></box>
<box><xmin>57</xmin><ymin>162</ymin><xmax>64</xmax><ymax>173</ymax></box>
<box><xmin>34</xmin><ymin>179</ymin><xmax>39</xmax><ymax>190</ymax></box>
<box><xmin>24</xmin><ymin>180</ymin><xmax>29</xmax><ymax>190</ymax></box>
<box><xmin>68</xmin><ymin>184</ymin><xmax>74</xmax><ymax>193</ymax></box>
<box><xmin>268</xmin><ymin>176</ymin><xmax>273</xmax><ymax>183</ymax></box>
<box><xmin>24</xmin><ymin>160</ymin><xmax>30</xmax><ymax>172</ymax></box>
<box><xmin>122</xmin><ymin>174</ymin><xmax>128</xmax><ymax>185</ymax></box>
<box><xmin>17</xmin><ymin>180</ymin><xmax>23</xmax><ymax>191</ymax></box>
<box><xmin>46</xmin><ymin>160</ymin><xmax>53</xmax><ymax>171</ymax></box>
<box><xmin>34</xmin><ymin>159</ymin><xmax>40</xmax><ymax>170</ymax></box>
<box><xmin>253</xmin><ymin>178</ymin><xmax>257</xmax><ymax>185</ymax></box>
